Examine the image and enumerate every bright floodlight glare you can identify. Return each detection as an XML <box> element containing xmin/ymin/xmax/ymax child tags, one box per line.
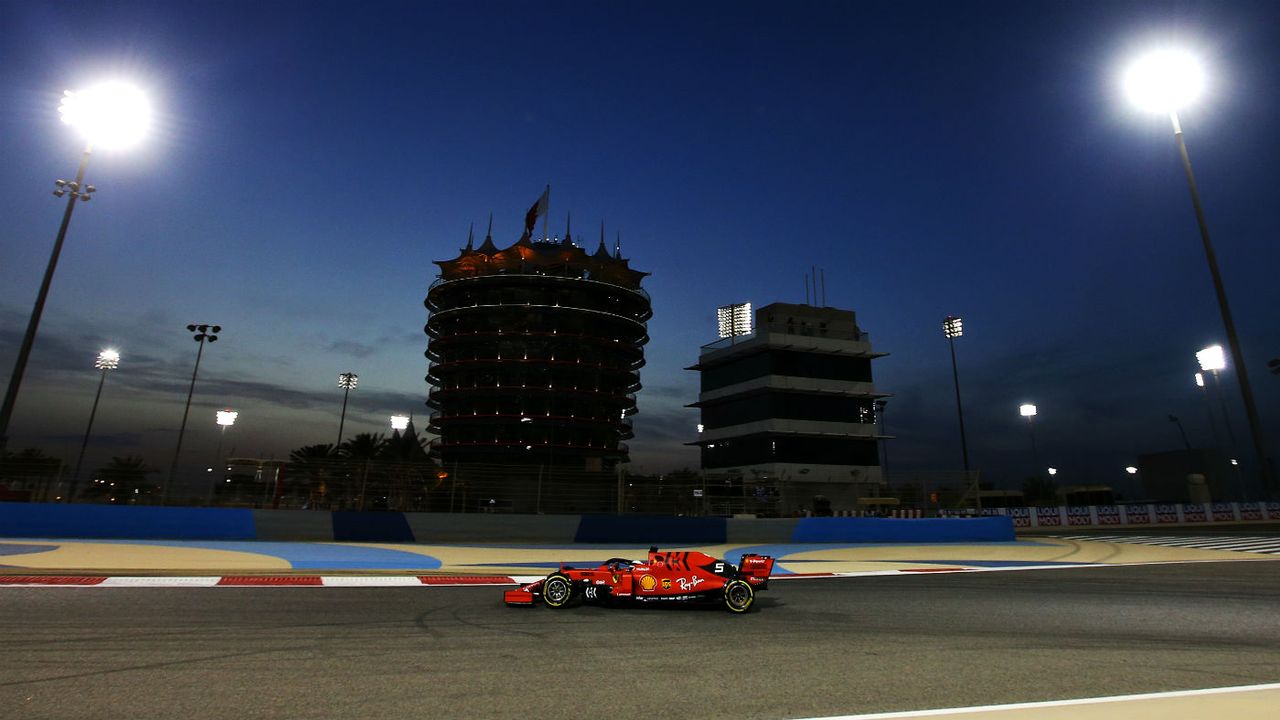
<box><xmin>1019</xmin><ymin>403</ymin><xmax>1038</xmax><ymax>418</ymax></box>
<box><xmin>216</xmin><ymin>409</ymin><xmax>238</xmax><ymax>427</ymax></box>
<box><xmin>1123</xmin><ymin>49</ymin><xmax>1205</xmax><ymax>113</ymax></box>
<box><xmin>390</xmin><ymin>415</ymin><xmax>410</xmax><ymax>431</ymax></box>
<box><xmin>716</xmin><ymin>302</ymin><xmax>752</xmax><ymax>339</ymax></box>
<box><xmin>1194</xmin><ymin>372</ymin><xmax>1205</xmax><ymax>387</ymax></box>
<box><xmin>338</xmin><ymin>372</ymin><xmax>359</xmax><ymax>389</ymax></box>
<box><xmin>1196</xmin><ymin>344</ymin><xmax>1226</xmax><ymax>372</ymax></box>
<box><xmin>58</xmin><ymin>82</ymin><xmax>152</xmax><ymax>150</ymax></box>
<box><xmin>943</xmin><ymin>315</ymin><xmax>963</xmax><ymax>339</ymax></box>
<box><xmin>95</xmin><ymin>348</ymin><xmax>120</xmax><ymax>370</ymax></box>
<box><xmin>1125</xmin><ymin>466</ymin><xmax>1139</xmax><ymax>475</ymax></box>
<box><xmin>1047</xmin><ymin>467</ymin><xmax>1058</xmax><ymax>476</ymax></box>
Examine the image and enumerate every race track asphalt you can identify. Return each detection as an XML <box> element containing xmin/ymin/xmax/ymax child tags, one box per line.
<box><xmin>2</xmin><ymin>560</ymin><xmax>1278</xmax><ymax>720</ymax></box>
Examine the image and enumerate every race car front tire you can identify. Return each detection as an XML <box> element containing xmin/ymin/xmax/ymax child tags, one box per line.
<box><xmin>542</xmin><ymin>573</ymin><xmax>574</xmax><ymax>609</ymax></box>
<box><xmin>723</xmin><ymin>579</ymin><xmax>754</xmax><ymax>613</ymax></box>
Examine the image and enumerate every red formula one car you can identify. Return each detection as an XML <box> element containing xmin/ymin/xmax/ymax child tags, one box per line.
<box><xmin>503</xmin><ymin>547</ymin><xmax>775</xmax><ymax>613</ymax></box>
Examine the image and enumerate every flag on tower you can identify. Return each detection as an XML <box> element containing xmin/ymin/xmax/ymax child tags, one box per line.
<box><xmin>524</xmin><ymin>186</ymin><xmax>550</xmax><ymax>237</ymax></box>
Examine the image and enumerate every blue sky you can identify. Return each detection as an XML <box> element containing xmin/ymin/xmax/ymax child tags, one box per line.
<box><xmin>1</xmin><ymin>1</ymin><xmax>1278</xmax><ymax>493</ymax></box>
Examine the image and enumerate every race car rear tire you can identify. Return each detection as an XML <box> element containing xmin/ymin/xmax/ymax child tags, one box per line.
<box><xmin>723</xmin><ymin>579</ymin><xmax>754</xmax><ymax>613</ymax></box>
<box><xmin>542</xmin><ymin>573</ymin><xmax>574</xmax><ymax>609</ymax></box>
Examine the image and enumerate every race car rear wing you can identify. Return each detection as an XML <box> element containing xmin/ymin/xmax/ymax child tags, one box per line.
<box><xmin>738</xmin><ymin>554</ymin><xmax>774</xmax><ymax>586</ymax></box>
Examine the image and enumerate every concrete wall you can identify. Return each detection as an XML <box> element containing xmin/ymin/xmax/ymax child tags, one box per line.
<box><xmin>0</xmin><ymin>502</ymin><xmax>1015</xmax><ymax>543</ymax></box>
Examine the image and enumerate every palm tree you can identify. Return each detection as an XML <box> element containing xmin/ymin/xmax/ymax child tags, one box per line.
<box><xmin>338</xmin><ymin>433</ymin><xmax>386</xmax><ymax>510</ymax></box>
<box><xmin>379</xmin><ymin>422</ymin><xmax>434</xmax><ymax>510</ymax></box>
<box><xmin>285</xmin><ymin>443</ymin><xmax>337</xmax><ymax>509</ymax></box>
<box><xmin>0</xmin><ymin>448</ymin><xmax>63</xmax><ymax>501</ymax></box>
<box><xmin>84</xmin><ymin>456</ymin><xmax>157</xmax><ymax>504</ymax></box>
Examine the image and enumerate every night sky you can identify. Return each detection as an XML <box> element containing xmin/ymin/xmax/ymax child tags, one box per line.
<box><xmin>1</xmin><ymin>1</ymin><xmax>1278</xmax><ymax>494</ymax></box>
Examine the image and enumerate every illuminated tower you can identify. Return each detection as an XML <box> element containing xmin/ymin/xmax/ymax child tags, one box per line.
<box><xmin>425</xmin><ymin>215</ymin><xmax>650</xmax><ymax>498</ymax></box>
<box><xmin>689</xmin><ymin>302</ymin><xmax>888</xmax><ymax>515</ymax></box>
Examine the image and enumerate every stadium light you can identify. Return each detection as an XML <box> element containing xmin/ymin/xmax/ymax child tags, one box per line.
<box><xmin>716</xmin><ymin>302</ymin><xmax>752</xmax><ymax>340</ymax></box>
<box><xmin>1122</xmin><ymin>46</ymin><xmax>1272</xmax><ymax>493</ymax></box>
<box><xmin>0</xmin><ymin>83</ymin><xmax>149</xmax><ymax>453</ymax></box>
<box><xmin>390</xmin><ymin>414</ymin><xmax>410</xmax><ymax>431</ymax></box>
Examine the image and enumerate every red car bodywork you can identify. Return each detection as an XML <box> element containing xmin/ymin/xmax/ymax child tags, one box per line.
<box><xmin>503</xmin><ymin>547</ymin><xmax>775</xmax><ymax>613</ymax></box>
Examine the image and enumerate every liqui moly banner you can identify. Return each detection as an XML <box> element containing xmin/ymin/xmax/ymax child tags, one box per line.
<box><xmin>1066</xmin><ymin>506</ymin><xmax>1093</xmax><ymax>526</ymax></box>
<box><xmin>1095</xmin><ymin>505</ymin><xmax>1122</xmax><ymax>525</ymax></box>
<box><xmin>1008</xmin><ymin>507</ymin><xmax>1032</xmax><ymax>528</ymax></box>
<box><xmin>1181</xmin><ymin>503</ymin><xmax>1208</xmax><ymax>522</ymax></box>
<box><xmin>1239</xmin><ymin>503</ymin><xmax>1264</xmax><ymax>521</ymax></box>
<box><xmin>1267</xmin><ymin>502</ymin><xmax>1280</xmax><ymax>521</ymax></box>
<box><xmin>1125</xmin><ymin>504</ymin><xmax>1153</xmax><ymax>525</ymax></box>
<box><xmin>1210</xmin><ymin>503</ymin><xmax>1236</xmax><ymax>522</ymax></box>
<box><xmin>1155</xmin><ymin>504</ymin><xmax>1180</xmax><ymax>523</ymax></box>
<box><xmin>1035</xmin><ymin>507</ymin><xmax>1063</xmax><ymax>526</ymax></box>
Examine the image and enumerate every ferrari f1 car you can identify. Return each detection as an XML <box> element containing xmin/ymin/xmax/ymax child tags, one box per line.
<box><xmin>503</xmin><ymin>547</ymin><xmax>775</xmax><ymax>613</ymax></box>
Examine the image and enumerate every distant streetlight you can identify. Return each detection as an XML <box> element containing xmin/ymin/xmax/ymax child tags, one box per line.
<box><xmin>69</xmin><ymin>349</ymin><xmax>121</xmax><ymax>500</ymax></box>
<box><xmin>1019</xmin><ymin>404</ymin><xmax>1040</xmax><ymax>478</ymax></box>
<box><xmin>336</xmin><ymin>372</ymin><xmax>358</xmax><ymax>446</ymax></box>
<box><xmin>1123</xmin><ymin>49</ymin><xmax>1272</xmax><ymax>493</ymax></box>
<box><xmin>1167</xmin><ymin>414</ymin><xmax>1192</xmax><ymax>450</ymax></box>
<box><xmin>0</xmin><ymin>83</ymin><xmax>150</xmax><ymax>452</ymax></box>
<box><xmin>942</xmin><ymin>315</ymin><xmax>972</xmax><ymax>483</ymax></box>
<box><xmin>166</xmin><ymin>324</ymin><xmax>220</xmax><ymax>503</ymax></box>
<box><xmin>1125</xmin><ymin>466</ymin><xmax>1139</xmax><ymax>475</ymax></box>
<box><xmin>1047</xmin><ymin>467</ymin><xmax>1058</xmax><ymax>477</ymax></box>
<box><xmin>390</xmin><ymin>414</ymin><xmax>410</xmax><ymax>432</ymax></box>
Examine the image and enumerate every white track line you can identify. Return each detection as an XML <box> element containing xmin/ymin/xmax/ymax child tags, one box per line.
<box><xmin>792</xmin><ymin>682</ymin><xmax>1280</xmax><ymax>719</ymax></box>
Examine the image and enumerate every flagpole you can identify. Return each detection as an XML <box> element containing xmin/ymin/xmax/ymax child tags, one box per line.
<box><xmin>541</xmin><ymin>184</ymin><xmax>550</xmax><ymax>240</ymax></box>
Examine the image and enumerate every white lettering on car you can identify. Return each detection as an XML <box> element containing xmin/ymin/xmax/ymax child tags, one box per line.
<box><xmin>676</xmin><ymin>576</ymin><xmax>704</xmax><ymax>592</ymax></box>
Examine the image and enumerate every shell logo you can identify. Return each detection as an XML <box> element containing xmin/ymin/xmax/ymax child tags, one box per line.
<box><xmin>639</xmin><ymin>574</ymin><xmax>657</xmax><ymax>591</ymax></box>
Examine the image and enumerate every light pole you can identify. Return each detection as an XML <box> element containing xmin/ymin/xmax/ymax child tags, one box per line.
<box><xmin>0</xmin><ymin>83</ymin><xmax>150</xmax><ymax>452</ymax></box>
<box><xmin>1020</xmin><ymin>404</ymin><xmax>1040</xmax><ymax>479</ymax></box>
<box><xmin>1196</xmin><ymin>344</ymin><xmax>1238</xmax><ymax>449</ymax></box>
<box><xmin>336</xmin><ymin>372</ymin><xmax>359</xmax><ymax>447</ymax></box>
<box><xmin>213</xmin><ymin>409</ymin><xmax>237</xmax><ymax>469</ymax></box>
<box><xmin>208</xmin><ymin>409</ymin><xmax>237</xmax><ymax>504</ymax></box>
<box><xmin>1194</xmin><ymin>372</ymin><xmax>1222</xmax><ymax>449</ymax></box>
<box><xmin>1167</xmin><ymin>414</ymin><xmax>1192</xmax><ymax>450</ymax></box>
<box><xmin>69</xmin><ymin>349</ymin><xmax>120</xmax><ymax>500</ymax></box>
<box><xmin>1123</xmin><ymin>49</ymin><xmax>1273</xmax><ymax>494</ymax></box>
<box><xmin>166</xmin><ymin>324</ymin><xmax>220</xmax><ymax>503</ymax></box>
<box><xmin>942</xmin><ymin>316</ymin><xmax>974</xmax><ymax>507</ymax></box>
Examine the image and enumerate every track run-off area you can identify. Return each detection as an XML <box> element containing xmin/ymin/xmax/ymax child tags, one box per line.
<box><xmin>1</xmin><ymin>531</ymin><xmax>1277</xmax><ymax>719</ymax></box>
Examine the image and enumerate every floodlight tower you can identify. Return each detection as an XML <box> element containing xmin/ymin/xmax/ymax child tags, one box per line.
<box><xmin>166</xmin><ymin>324</ymin><xmax>220</xmax><ymax>503</ymax></box>
<box><xmin>942</xmin><ymin>316</ymin><xmax>971</xmax><ymax>477</ymax></box>
<box><xmin>336</xmin><ymin>372</ymin><xmax>359</xmax><ymax>446</ymax></box>
<box><xmin>1123</xmin><ymin>49</ymin><xmax>1272</xmax><ymax>493</ymax></box>
<box><xmin>717</xmin><ymin>303</ymin><xmax>752</xmax><ymax>344</ymax></box>
<box><xmin>390</xmin><ymin>415</ymin><xmax>410</xmax><ymax>432</ymax></box>
<box><xmin>69</xmin><ymin>349</ymin><xmax>121</xmax><ymax>499</ymax></box>
<box><xmin>1019</xmin><ymin>403</ymin><xmax>1040</xmax><ymax>479</ymax></box>
<box><xmin>1196</xmin><ymin>344</ymin><xmax>1238</xmax><ymax>451</ymax></box>
<box><xmin>214</xmin><ymin>409</ymin><xmax>237</xmax><ymax>467</ymax></box>
<box><xmin>0</xmin><ymin>82</ymin><xmax>150</xmax><ymax>452</ymax></box>
<box><xmin>1194</xmin><ymin>371</ymin><xmax>1222</xmax><ymax>449</ymax></box>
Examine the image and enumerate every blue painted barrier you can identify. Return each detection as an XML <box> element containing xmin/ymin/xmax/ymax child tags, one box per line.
<box><xmin>791</xmin><ymin>516</ymin><xmax>1014</xmax><ymax>543</ymax></box>
<box><xmin>331</xmin><ymin>511</ymin><xmax>415</xmax><ymax>542</ymax></box>
<box><xmin>0</xmin><ymin>502</ymin><xmax>256</xmax><ymax>540</ymax></box>
<box><xmin>575</xmin><ymin>514</ymin><xmax>727</xmax><ymax>544</ymax></box>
